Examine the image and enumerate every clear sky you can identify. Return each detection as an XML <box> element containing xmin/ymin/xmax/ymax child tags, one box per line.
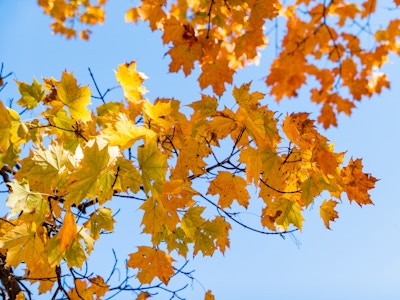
<box><xmin>1</xmin><ymin>1</ymin><xmax>400</xmax><ymax>300</ymax></box>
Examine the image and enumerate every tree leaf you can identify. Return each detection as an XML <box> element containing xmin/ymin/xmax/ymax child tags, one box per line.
<box><xmin>127</xmin><ymin>246</ymin><xmax>175</xmax><ymax>285</ymax></box>
<box><xmin>16</xmin><ymin>78</ymin><xmax>44</xmax><ymax>109</ymax></box>
<box><xmin>320</xmin><ymin>200</ymin><xmax>339</xmax><ymax>229</ymax></box>
<box><xmin>56</xmin><ymin>71</ymin><xmax>92</xmax><ymax>122</ymax></box>
<box><xmin>207</xmin><ymin>171</ymin><xmax>250</xmax><ymax>208</ymax></box>
<box><xmin>84</xmin><ymin>207</ymin><xmax>115</xmax><ymax>240</ymax></box>
<box><xmin>6</xmin><ymin>181</ymin><xmax>46</xmax><ymax>219</ymax></box>
<box><xmin>138</xmin><ymin>137</ymin><xmax>168</xmax><ymax>194</ymax></box>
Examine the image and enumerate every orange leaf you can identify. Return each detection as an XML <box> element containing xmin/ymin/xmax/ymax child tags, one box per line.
<box><xmin>341</xmin><ymin>158</ymin><xmax>377</xmax><ymax>206</ymax></box>
<box><xmin>204</xmin><ymin>290</ymin><xmax>215</xmax><ymax>300</ymax></box>
<box><xmin>58</xmin><ymin>209</ymin><xmax>77</xmax><ymax>252</ymax></box>
<box><xmin>199</xmin><ymin>59</ymin><xmax>234</xmax><ymax>96</ymax></box>
<box><xmin>136</xmin><ymin>292</ymin><xmax>151</xmax><ymax>300</ymax></box>
<box><xmin>127</xmin><ymin>246</ymin><xmax>175</xmax><ymax>285</ymax></box>
<box><xmin>207</xmin><ymin>171</ymin><xmax>250</xmax><ymax>208</ymax></box>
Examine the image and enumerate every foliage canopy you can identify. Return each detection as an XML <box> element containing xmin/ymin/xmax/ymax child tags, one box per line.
<box><xmin>1</xmin><ymin>0</ymin><xmax>398</xmax><ymax>299</ymax></box>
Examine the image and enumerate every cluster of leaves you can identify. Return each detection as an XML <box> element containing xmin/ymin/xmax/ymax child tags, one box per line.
<box><xmin>38</xmin><ymin>0</ymin><xmax>107</xmax><ymax>39</ymax></box>
<box><xmin>0</xmin><ymin>61</ymin><xmax>376</xmax><ymax>299</ymax></box>
<box><xmin>39</xmin><ymin>0</ymin><xmax>399</xmax><ymax>127</ymax></box>
<box><xmin>1</xmin><ymin>0</ymin><xmax>398</xmax><ymax>299</ymax></box>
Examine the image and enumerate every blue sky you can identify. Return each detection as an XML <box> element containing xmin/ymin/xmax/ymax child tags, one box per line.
<box><xmin>1</xmin><ymin>1</ymin><xmax>400</xmax><ymax>299</ymax></box>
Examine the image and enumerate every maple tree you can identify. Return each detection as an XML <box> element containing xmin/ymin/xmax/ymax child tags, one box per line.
<box><xmin>0</xmin><ymin>0</ymin><xmax>398</xmax><ymax>299</ymax></box>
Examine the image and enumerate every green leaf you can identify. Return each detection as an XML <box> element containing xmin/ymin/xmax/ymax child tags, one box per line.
<box><xmin>301</xmin><ymin>177</ymin><xmax>320</xmax><ymax>207</ymax></box>
<box><xmin>16</xmin><ymin>78</ymin><xmax>45</xmax><ymax>109</ymax></box>
<box><xmin>138</xmin><ymin>137</ymin><xmax>167</xmax><ymax>194</ymax></box>
<box><xmin>84</xmin><ymin>207</ymin><xmax>115</xmax><ymax>240</ymax></box>
<box><xmin>181</xmin><ymin>206</ymin><xmax>206</xmax><ymax>240</ymax></box>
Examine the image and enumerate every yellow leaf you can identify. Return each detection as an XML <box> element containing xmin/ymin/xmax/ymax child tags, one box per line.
<box><xmin>64</xmin><ymin>238</ymin><xmax>87</xmax><ymax>268</ymax></box>
<box><xmin>233</xmin><ymin>82</ymin><xmax>264</xmax><ymax>111</ymax></box>
<box><xmin>143</xmin><ymin>99</ymin><xmax>172</xmax><ymax>127</ymax></box>
<box><xmin>139</xmin><ymin>196</ymin><xmax>173</xmax><ymax>244</ymax></box>
<box><xmin>208</xmin><ymin>108</ymin><xmax>238</xmax><ymax>140</ymax></box>
<box><xmin>6</xmin><ymin>181</ymin><xmax>46</xmax><ymax>219</ymax></box>
<box><xmin>101</xmin><ymin>112</ymin><xmax>154</xmax><ymax>149</ymax></box>
<box><xmin>263</xmin><ymin>197</ymin><xmax>304</xmax><ymax>231</ymax></box>
<box><xmin>127</xmin><ymin>246</ymin><xmax>175</xmax><ymax>285</ymax></box>
<box><xmin>80</xmin><ymin>6</ymin><xmax>105</xmax><ymax>25</ymax></box>
<box><xmin>65</xmin><ymin>141</ymin><xmax>112</xmax><ymax>206</ymax></box>
<box><xmin>320</xmin><ymin>200</ymin><xmax>339</xmax><ymax>229</ymax></box>
<box><xmin>0</xmin><ymin>101</ymin><xmax>12</xmax><ymax>153</ymax></box>
<box><xmin>115</xmin><ymin>61</ymin><xmax>148</xmax><ymax>103</ymax></box>
<box><xmin>181</xmin><ymin>206</ymin><xmax>206</xmax><ymax>240</ymax></box>
<box><xmin>56</xmin><ymin>71</ymin><xmax>92</xmax><ymax>122</ymax></box>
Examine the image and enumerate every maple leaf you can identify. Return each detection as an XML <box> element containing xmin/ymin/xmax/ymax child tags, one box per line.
<box><xmin>6</xmin><ymin>181</ymin><xmax>46</xmax><ymax>219</ymax></box>
<box><xmin>207</xmin><ymin>171</ymin><xmax>250</xmax><ymax>208</ymax></box>
<box><xmin>88</xmin><ymin>276</ymin><xmax>110</xmax><ymax>299</ymax></box>
<box><xmin>204</xmin><ymin>290</ymin><xmax>215</xmax><ymax>300</ymax></box>
<box><xmin>0</xmin><ymin>222</ymin><xmax>47</xmax><ymax>270</ymax></box>
<box><xmin>115</xmin><ymin>61</ymin><xmax>148</xmax><ymax>103</ymax></box>
<box><xmin>80</xmin><ymin>6</ymin><xmax>105</xmax><ymax>25</ymax></box>
<box><xmin>15</xmin><ymin>144</ymin><xmax>73</xmax><ymax>194</ymax></box>
<box><xmin>341</xmin><ymin>158</ymin><xmax>377</xmax><ymax>206</ymax></box>
<box><xmin>101</xmin><ymin>112</ymin><xmax>154</xmax><ymax>149</ymax></box>
<box><xmin>320</xmin><ymin>200</ymin><xmax>339</xmax><ymax>229</ymax></box>
<box><xmin>162</xmin><ymin>16</ymin><xmax>184</xmax><ymax>44</ymax></box>
<box><xmin>208</xmin><ymin>108</ymin><xmax>238</xmax><ymax>140</ymax></box>
<box><xmin>138</xmin><ymin>137</ymin><xmax>168</xmax><ymax>194</ymax></box>
<box><xmin>238</xmin><ymin>147</ymin><xmax>263</xmax><ymax>184</ymax></box>
<box><xmin>136</xmin><ymin>292</ymin><xmax>151</xmax><ymax>300</ymax></box>
<box><xmin>55</xmin><ymin>71</ymin><xmax>92</xmax><ymax>122</ymax></box>
<box><xmin>143</xmin><ymin>99</ymin><xmax>172</xmax><ymax>127</ymax></box>
<box><xmin>127</xmin><ymin>246</ymin><xmax>175</xmax><ymax>285</ymax></box>
<box><xmin>67</xmin><ymin>279</ymin><xmax>92</xmax><ymax>300</ymax></box>
<box><xmin>263</xmin><ymin>198</ymin><xmax>304</xmax><ymax>231</ymax></box>
<box><xmin>233</xmin><ymin>82</ymin><xmax>264</xmax><ymax>111</ymax></box>
<box><xmin>16</xmin><ymin>78</ymin><xmax>45</xmax><ymax>109</ymax></box>
<box><xmin>168</xmin><ymin>42</ymin><xmax>203</xmax><ymax>76</ymax></box>
<box><xmin>174</xmin><ymin>138</ymin><xmax>210</xmax><ymax>177</ymax></box>
<box><xmin>181</xmin><ymin>206</ymin><xmax>206</xmax><ymax>240</ymax></box>
<box><xmin>0</xmin><ymin>101</ymin><xmax>12</xmax><ymax>153</ymax></box>
<box><xmin>57</xmin><ymin>209</ymin><xmax>77</xmax><ymax>252</ymax></box>
<box><xmin>199</xmin><ymin>59</ymin><xmax>234</xmax><ymax>96</ymax></box>
<box><xmin>65</xmin><ymin>141</ymin><xmax>114</xmax><ymax>206</ymax></box>
<box><xmin>139</xmin><ymin>196</ymin><xmax>173</xmax><ymax>244</ymax></box>
<box><xmin>188</xmin><ymin>94</ymin><xmax>218</xmax><ymax>118</ymax></box>
<box><xmin>301</xmin><ymin>177</ymin><xmax>321</xmax><ymax>207</ymax></box>
<box><xmin>84</xmin><ymin>207</ymin><xmax>115</xmax><ymax>240</ymax></box>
